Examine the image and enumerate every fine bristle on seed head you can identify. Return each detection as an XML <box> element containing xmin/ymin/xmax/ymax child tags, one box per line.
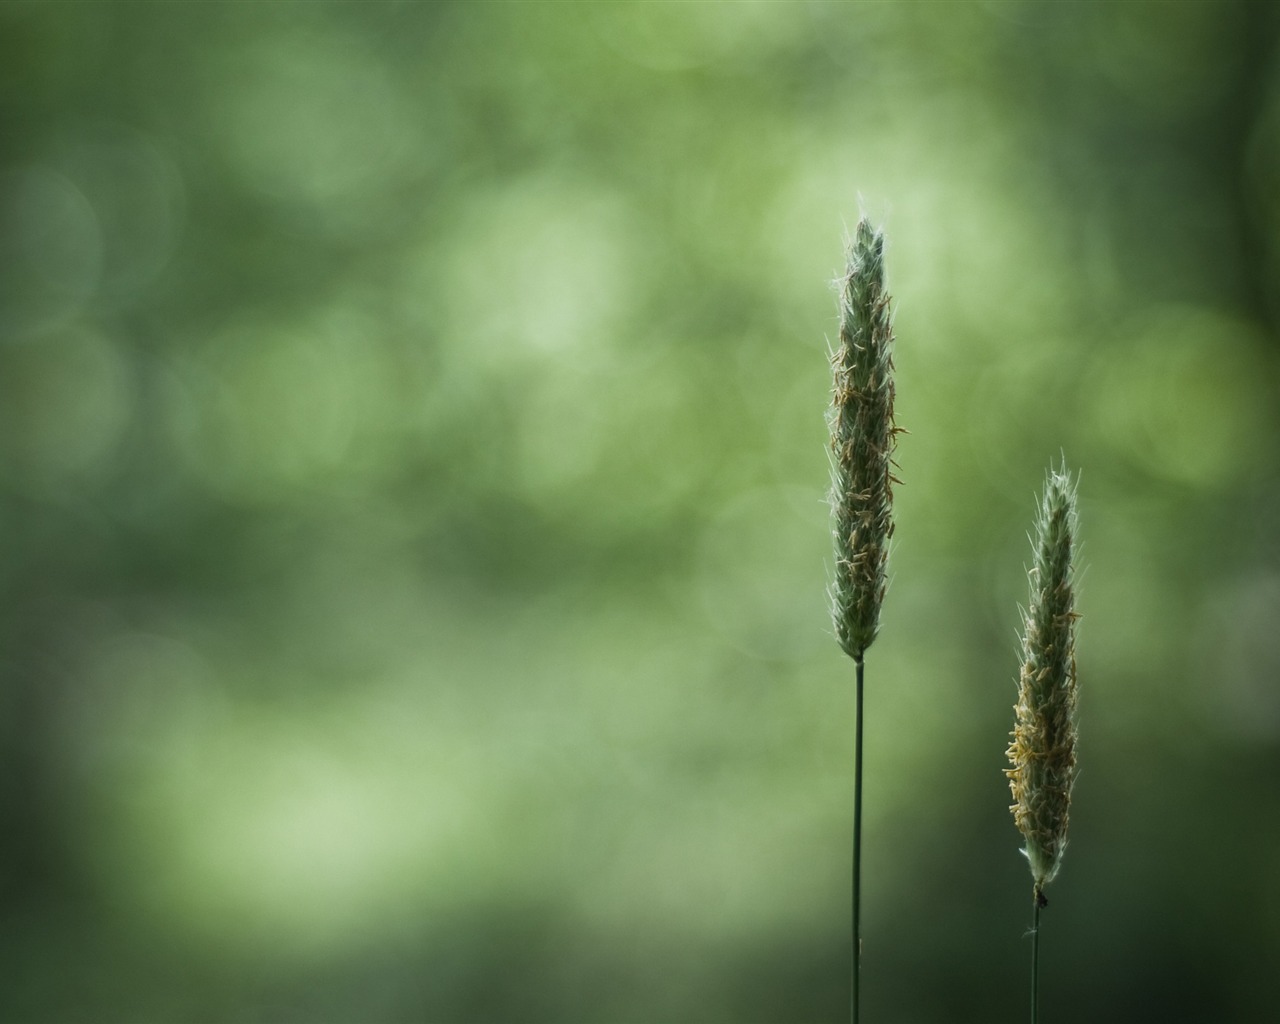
<box><xmin>1006</xmin><ymin>461</ymin><xmax>1079</xmax><ymax>890</ymax></box>
<box><xmin>829</xmin><ymin>220</ymin><xmax>899</xmax><ymax>661</ymax></box>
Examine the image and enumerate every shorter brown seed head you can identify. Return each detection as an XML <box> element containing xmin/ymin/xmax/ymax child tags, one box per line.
<box><xmin>1006</xmin><ymin>463</ymin><xmax>1079</xmax><ymax>889</ymax></box>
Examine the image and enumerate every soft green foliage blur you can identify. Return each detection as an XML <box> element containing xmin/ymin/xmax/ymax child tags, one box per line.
<box><xmin>2</xmin><ymin>3</ymin><xmax>1279</xmax><ymax>1022</ymax></box>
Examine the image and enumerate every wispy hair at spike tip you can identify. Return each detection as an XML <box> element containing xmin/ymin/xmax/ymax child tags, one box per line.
<box><xmin>1006</xmin><ymin>460</ymin><xmax>1080</xmax><ymax>897</ymax></box>
<box><xmin>829</xmin><ymin>219</ymin><xmax>901</xmax><ymax>661</ymax></box>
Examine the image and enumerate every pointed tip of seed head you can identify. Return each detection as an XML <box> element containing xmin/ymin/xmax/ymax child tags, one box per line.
<box><xmin>1044</xmin><ymin>456</ymin><xmax>1079</xmax><ymax>501</ymax></box>
<box><xmin>851</xmin><ymin>219</ymin><xmax>884</xmax><ymax>267</ymax></box>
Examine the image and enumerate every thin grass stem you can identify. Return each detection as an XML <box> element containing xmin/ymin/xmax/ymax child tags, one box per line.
<box><xmin>852</xmin><ymin>654</ymin><xmax>864</xmax><ymax>1024</ymax></box>
<box><xmin>1031</xmin><ymin>889</ymin><xmax>1042</xmax><ymax>1024</ymax></box>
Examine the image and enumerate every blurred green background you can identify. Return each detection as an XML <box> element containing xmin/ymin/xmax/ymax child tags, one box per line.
<box><xmin>3</xmin><ymin>2</ymin><xmax>1279</xmax><ymax>1022</ymax></box>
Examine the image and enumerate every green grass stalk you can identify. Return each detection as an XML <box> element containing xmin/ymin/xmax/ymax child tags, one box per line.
<box><xmin>1031</xmin><ymin>892</ymin><xmax>1042</xmax><ymax>1024</ymax></box>
<box><xmin>852</xmin><ymin>654</ymin><xmax>863</xmax><ymax>1022</ymax></box>
<box><xmin>829</xmin><ymin>219</ymin><xmax>900</xmax><ymax>1024</ymax></box>
<box><xmin>1006</xmin><ymin>462</ymin><xmax>1079</xmax><ymax>1023</ymax></box>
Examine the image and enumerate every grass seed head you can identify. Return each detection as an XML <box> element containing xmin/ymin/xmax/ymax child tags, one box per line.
<box><xmin>1006</xmin><ymin>461</ymin><xmax>1080</xmax><ymax>892</ymax></box>
<box><xmin>829</xmin><ymin>220</ymin><xmax>900</xmax><ymax>661</ymax></box>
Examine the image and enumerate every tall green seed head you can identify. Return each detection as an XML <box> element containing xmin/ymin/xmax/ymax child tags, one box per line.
<box><xmin>1006</xmin><ymin>462</ymin><xmax>1080</xmax><ymax>893</ymax></box>
<box><xmin>829</xmin><ymin>220</ymin><xmax>900</xmax><ymax>661</ymax></box>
